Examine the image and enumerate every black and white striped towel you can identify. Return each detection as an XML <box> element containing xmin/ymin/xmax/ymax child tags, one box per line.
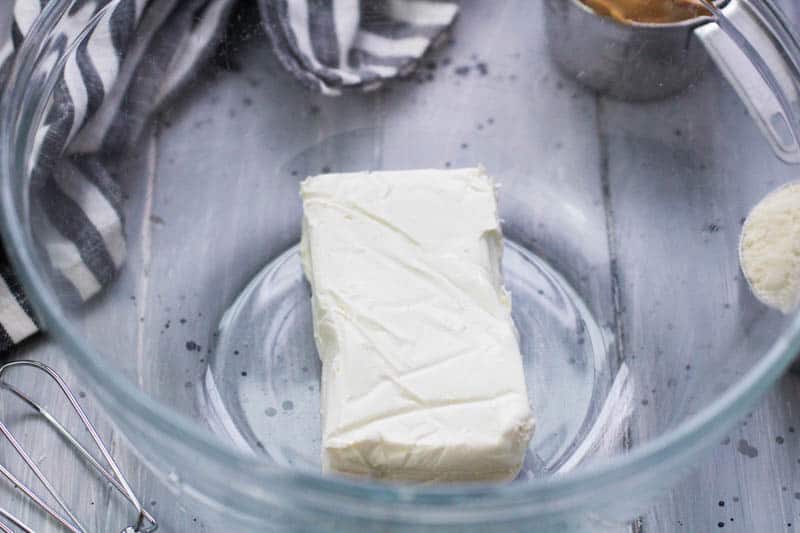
<box><xmin>0</xmin><ymin>0</ymin><xmax>458</xmax><ymax>352</ymax></box>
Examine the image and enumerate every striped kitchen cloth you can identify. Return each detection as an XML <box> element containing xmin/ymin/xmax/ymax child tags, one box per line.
<box><xmin>0</xmin><ymin>0</ymin><xmax>459</xmax><ymax>351</ymax></box>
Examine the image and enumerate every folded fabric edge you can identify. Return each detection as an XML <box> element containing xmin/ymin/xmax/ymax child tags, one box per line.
<box><xmin>0</xmin><ymin>270</ymin><xmax>39</xmax><ymax>352</ymax></box>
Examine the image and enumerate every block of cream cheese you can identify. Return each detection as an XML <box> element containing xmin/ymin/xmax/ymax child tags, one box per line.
<box><xmin>300</xmin><ymin>167</ymin><xmax>534</xmax><ymax>483</ymax></box>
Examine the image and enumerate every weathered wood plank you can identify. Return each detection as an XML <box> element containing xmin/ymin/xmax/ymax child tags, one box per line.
<box><xmin>646</xmin><ymin>375</ymin><xmax>800</xmax><ymax>532</ymax></box>
<box><xmin>640</xmin><ymin>0</ymin><xmax>800</xmax><ymax>530</ymax></box>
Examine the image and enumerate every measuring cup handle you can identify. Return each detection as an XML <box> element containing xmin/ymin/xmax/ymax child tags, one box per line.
<box><xmin>696</xmin><ymin>0</ymin><xmax>800</xmax><ymax>163</ymax></box>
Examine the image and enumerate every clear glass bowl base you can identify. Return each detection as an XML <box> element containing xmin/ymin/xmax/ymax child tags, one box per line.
<box><xmin>203</xmin><ymin>240</ymin><xmax>611</xmax><ymax>479</ymax></box>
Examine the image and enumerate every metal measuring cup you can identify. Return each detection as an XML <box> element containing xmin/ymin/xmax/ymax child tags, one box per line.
<box><xmin>545</xmin><ymin>0</ymin><xmax>800</xmax><ymax>163</ymax></box>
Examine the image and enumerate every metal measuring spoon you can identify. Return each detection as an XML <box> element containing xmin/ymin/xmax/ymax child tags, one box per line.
<box><xmin>739</xmin><ymin>181</ymin><xmax>800</xmax><ymax>314</ymax></box>
<box><xmin>545</xmin><ymin>0</ymin><xmax>800</xmax><ymax>163</ymax></box>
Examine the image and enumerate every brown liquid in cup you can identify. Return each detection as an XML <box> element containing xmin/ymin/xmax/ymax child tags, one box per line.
<box><xmin>581</xmin><ymin>0</ymin><xmax>712</xmax><ymax>24</ymax></box>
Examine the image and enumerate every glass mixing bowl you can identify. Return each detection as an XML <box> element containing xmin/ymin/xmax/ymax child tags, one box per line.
<box><xmin>2</xmin><ymin>0</ymin><xmax>800</xmax><ymax>530</ymax></box>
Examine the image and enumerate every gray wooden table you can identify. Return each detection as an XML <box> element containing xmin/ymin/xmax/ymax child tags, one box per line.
<box><xmin>4</xmin><ymin>342</ymin><xmax>799</xmax><ymax>532</ymax></box>
<box><xmin>2</xmin><ymin>1</ymin><xmax>800</xmax><ymax>532</ymax></box>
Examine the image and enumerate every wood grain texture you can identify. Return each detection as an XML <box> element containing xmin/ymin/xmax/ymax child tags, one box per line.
<box><xmin>6</xmin><ymin>346</ymin><xmax>800</xmax><ymax>533</ymax></box>
<box><xmin>644</xmin><ymin>375</ymin><xmax>800</xmax><ymax>533</ymax></box>
<box><xmin>0</xmin><ymin>340</ymin><xmax>209</xmax><ymax>532</ymax></box>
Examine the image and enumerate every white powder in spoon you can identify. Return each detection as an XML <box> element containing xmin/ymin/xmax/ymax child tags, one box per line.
<box><xmin>739</xmin><ymin>181</ymin><xmax>800</xmax><ymax>313</ymax></box>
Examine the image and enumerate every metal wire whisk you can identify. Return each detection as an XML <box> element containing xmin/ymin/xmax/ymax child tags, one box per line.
<box><xmin>0</xmin><ymin>360</ymin><xmax>157</xmax><ymax>533</ymax></box>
